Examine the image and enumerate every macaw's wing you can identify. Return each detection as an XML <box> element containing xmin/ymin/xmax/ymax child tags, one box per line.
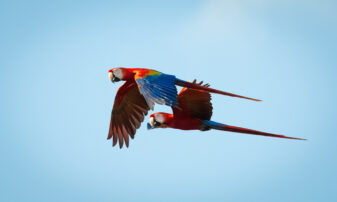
<box><xmin>108</xmin><ymin>79</ymin><xmax>150</xmax><ymax>148</ymax></box>
<box><xmin>173</xmin><ymin>80</ymin><xmax>213</xmax><ymax>120</ymax></box>
<box><xmin>134</xmin><ymin>70</ymin><xmax>178</xmax><ymax>110</ymax></box>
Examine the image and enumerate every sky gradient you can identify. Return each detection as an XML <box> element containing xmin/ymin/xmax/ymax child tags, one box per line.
<box><xmin>1</xmin><ymin>0</ymin><xmax>337</xmax><ymax>201</ymax></box>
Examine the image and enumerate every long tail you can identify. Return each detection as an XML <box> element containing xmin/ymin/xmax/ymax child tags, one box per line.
<box><xmin>175</xmin><ymin>79</ymin><xmax>261</xmax><ymax>102</ymax></box>
<box><xmin>203</xmin><ymin>120</ymin><xmax>306</xmax><ymax>140</ymax></box>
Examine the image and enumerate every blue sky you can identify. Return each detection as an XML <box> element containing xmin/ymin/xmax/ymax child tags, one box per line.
<box><xmin>1</xmin><ymin>0</ymin><xmax>337</xmax><ymax>201</ymax></box>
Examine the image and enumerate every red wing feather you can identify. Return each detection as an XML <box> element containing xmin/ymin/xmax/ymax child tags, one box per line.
<box><xmin>108</xmin><ymin>79</ymin><xmax>150</xmax><ymax>148</ymax></box>
<box><xmin>173</xmin><ymin>80</ymin><xmax>213</xmax><ymax>120</ymax></box>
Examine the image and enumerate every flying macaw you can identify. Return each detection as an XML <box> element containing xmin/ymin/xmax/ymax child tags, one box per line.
<box><xmin>147</xmin><ymin>80</ymin><xmax>306</xmax><ymax>141</ymax></box>
<box><xmin>108</xmin><ymin>67</ymin><xmax>261</xmax><ymax>148</ymax></box>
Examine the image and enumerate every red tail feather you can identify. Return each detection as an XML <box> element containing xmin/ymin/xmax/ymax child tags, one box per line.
<box><xmin>175</xmin><ymin>79</ymin><xmax>261</xmax><ymax>102</ymax></box>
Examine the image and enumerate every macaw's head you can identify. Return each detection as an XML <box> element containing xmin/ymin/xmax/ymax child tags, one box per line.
<box><xmin>108</xmin><ymin>67</ymin><xmax>132</xmax><ymax>83</ymax></box>
<box><xmin>147</xmin><ymin>112</ymin><xmax>173</xmax><ymax>130</ymax></box>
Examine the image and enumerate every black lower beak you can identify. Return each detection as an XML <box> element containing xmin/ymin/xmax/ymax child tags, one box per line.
<box><xmin>147</xmin><ymin>123</ymin><xmax>153</xmax><ymax>130</ymax></box>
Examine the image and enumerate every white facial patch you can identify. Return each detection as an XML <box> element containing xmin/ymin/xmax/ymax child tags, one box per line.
<box><xmin>113</xmin><ymin>68</ymin><xmax>123</xmax><ymax>79</ymax></box>
<box><xmin>155</xmin><ymin>113</ymin><xmax>165</xmax><ymax>123</ymax></box>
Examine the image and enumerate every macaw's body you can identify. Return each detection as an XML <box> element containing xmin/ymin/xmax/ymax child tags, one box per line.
<box><xmin>148</xmin><ymin>81</ymin><xmax>306</xmax><ymax>141</ymax></box>
<box><xmin>108</xmin><ymin>67</ymin><xmax>261</xmax><ymax>148</ymax></box>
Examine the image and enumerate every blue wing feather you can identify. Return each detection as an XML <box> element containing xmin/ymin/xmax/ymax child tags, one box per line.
<box><xmin>136</xmin><ymin>73</ymin><xmax>178</xmax><ymax>110</ymax></box>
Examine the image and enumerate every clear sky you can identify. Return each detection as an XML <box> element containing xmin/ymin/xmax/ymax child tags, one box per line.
<box><xmin>1</xmin><ymin>0</ymin><xmax>337</xmax><ymax>201</ymax></box>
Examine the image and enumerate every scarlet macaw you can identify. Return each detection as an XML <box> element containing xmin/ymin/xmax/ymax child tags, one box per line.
<box><xmin>108</xmin><ymin>67</ymin><xmax>261</xmax><ymax>148</ymax></box>
<box><xmin>147</xmin><ymin>80</ymin><xmax>306</xmax><ymax>141</ymax></box>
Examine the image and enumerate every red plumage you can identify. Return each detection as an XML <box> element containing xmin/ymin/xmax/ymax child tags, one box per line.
<box><xmin>108</xmin><ymin>67</ymin><xmax>262</xmax><ymax>148</ymax></box>
<box><xmin>149</xmin><ymin>80</ymin><xmax>306</xmax><ymax>140</ymax></box>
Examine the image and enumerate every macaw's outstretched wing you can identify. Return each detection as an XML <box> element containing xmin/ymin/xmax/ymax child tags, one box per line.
<box><xmin>134</xmin><ymin>69</ymin><xmax>178</xmax><ymax>110</ymax></box>
<box><xmin>173</xmin><ymin>80</ymin><xmax>213</xmax><ymax>121</ymax></box>
<box><xmin>108</xmin><ymin>79</ymin><xmax>150</xmax><ymax>148</ymax></box>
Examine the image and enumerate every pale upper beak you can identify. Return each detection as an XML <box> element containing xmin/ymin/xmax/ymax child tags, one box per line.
<box><xmin>109</xmin><ymin>72</ymin><xmax>113</xmax><ymax>82</ymax></box>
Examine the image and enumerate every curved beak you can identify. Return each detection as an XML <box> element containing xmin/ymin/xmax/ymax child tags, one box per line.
<box><xmin>147</xmin><ymin>117</ymin><xmax>155</xmax><ymax>130</ymax></box>
<box><xmin>109</xmin><ymin>72</ymin><xmax>121</xmax><ymax>83</ymax></box>
<box><xmin>109</xmin><ymin>72</ymin><xmax>113</xmax><ymax>83</ymax></box>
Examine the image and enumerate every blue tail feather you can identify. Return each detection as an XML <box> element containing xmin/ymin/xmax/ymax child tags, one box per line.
<box><xmin>202</xmin><ymin>120</ymin><xmax>305</xmax><ymax>140</ymax></box>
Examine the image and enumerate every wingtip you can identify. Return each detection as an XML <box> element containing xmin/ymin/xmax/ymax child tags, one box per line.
<box><xmin>112</xmin><ymin>141</ymin><xmax>117</xmax><ymax>147</ymax></box>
